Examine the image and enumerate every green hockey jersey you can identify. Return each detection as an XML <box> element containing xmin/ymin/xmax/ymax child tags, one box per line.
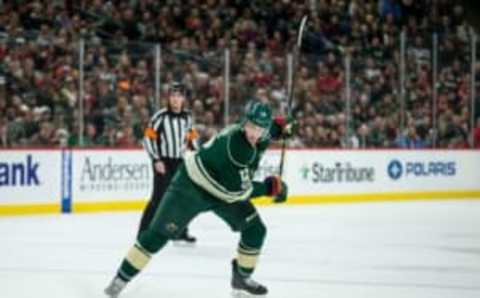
<box><xmin>184</xmin><ymin>123</ymin><xmax>277</xmax><ymax>203</ymax></box>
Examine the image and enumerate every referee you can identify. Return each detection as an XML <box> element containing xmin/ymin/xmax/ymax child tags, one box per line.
<box><xmin>139</xmin><ymin>82</ymin><xmax>198</xmax><ymax>243</ymax></box>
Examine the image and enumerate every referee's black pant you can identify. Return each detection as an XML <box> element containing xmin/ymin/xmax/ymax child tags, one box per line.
<box><xmin>137</xmin><ymin>158</ymin><xmax>188</xmax><ymax>236</ymax></box>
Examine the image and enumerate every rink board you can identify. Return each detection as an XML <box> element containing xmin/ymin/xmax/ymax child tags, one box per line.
<box><xmin>0</xmin><ymin>149</ymin><xmax>480</xmax><ymax>215</ymax></box>
<box><xmin>0</xmin><ymin>150</ymin><xmax>63</xmax><ymax>215</ymax></box>
<box><xmin>71</xmin><ymin>150</ymin><xmax>152</xmax><ymax>202</ymax></box>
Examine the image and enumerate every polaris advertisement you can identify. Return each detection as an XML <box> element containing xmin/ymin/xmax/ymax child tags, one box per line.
<box><xmin>387</xmin><ymin>159</ymin><xmax>456</xmax><ymax>180</ymax></box>
<box><xmin>377</xmin><ymin>151</ymin><xmax>478</xmax><ymax>193</ymax></box>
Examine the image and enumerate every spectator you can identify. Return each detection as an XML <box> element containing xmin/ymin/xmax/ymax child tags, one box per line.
<box><xmin>30</xmin><ymin>121</ymin><xmax>55</xmax><ymax>147</ymax></box>
<box><xmin>357</xmin><ymin>124</ymin><xmax>370</xmax><ymax>148</ymax></box>
<box><xmin>0</xmin><ymin>0</ymin><xmax>475</xmax><ymax>149</ymax></box>
<box><xmin>116</xmin><ymin>125</ymin><xmax>137</xmax><ymax>147</ymax></box>
<box><xmin>83</xmin><ymin>122</ymin><xmax>100</xmax><ymax>147</ymax></box>
<box><xmin>0</xmin><ymin>119</ymin><xmax>9</xmax><ymax>147</ymax></box>
<box><xmin>368</xmin><ymin>116</ymin><xmax>387</xmax><ymax>147</ymax></box>
<box><xmin>474</xmin><ymin>118</ymin><xmax>480</xmax><ymax>148</ymax></box>
<box><xmin>395</xmin><ymin>125</ymin><xmax>427</xmax><ymax>149</ymax></box>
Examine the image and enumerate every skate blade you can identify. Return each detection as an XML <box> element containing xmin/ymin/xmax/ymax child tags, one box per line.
<box><xmin>171</xmin><ymin>241</ymin><xmax>196</xmax><ymax>247</ymax></box>
<box><xmin>104</xmin><ymin>288</ymin><xmax>118</xmax><ymax>298</ymax></box>
<box><xmin>231</xmin><ymin>289</ymin><xmax>267</xmax><ymax>298</ymax></box>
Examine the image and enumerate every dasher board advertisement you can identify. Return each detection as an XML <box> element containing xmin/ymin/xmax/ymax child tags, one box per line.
<box><xmin>261</xmin><ymin>150</ymin><xmax>480</xmax><ymax>195</ymax></box>
<box><xmin>71</xmin><ymin>150</ymin><xmax>152</xmax><ymax>202</ymax></box>
<box><xmin>0</xmin><ymin>150</ymin><xmax>61</xmax><ymax>205</ymax></box>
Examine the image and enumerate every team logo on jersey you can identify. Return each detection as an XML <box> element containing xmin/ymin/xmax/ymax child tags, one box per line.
<box><xmin>166</xmin><ymin>222</ymin><xmax>179</xmax><ymax>233</ymax></box>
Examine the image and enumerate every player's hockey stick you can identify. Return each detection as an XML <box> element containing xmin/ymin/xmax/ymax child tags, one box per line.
<box><xmin>279</xmin><ymin>15</ymin><xmax>308</xmax><ymax>177</ymax></box>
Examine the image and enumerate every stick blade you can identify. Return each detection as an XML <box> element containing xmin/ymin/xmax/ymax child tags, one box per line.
<box><xmin>297</xmin><ymin>15</ymin><xmax>309</xmax><ymax>48</ymax></box>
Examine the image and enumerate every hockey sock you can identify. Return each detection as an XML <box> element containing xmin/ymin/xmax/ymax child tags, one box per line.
<box><xmin>116</xmin><ymin>229</ymin><xmax>169</xmax><ymax>282</ymax></box>
<box><xmin>236</xmin><ymin>219</ymin><xmax>266</xmax><ymax>276</ymax></box>
<box><xmin>236</xmin><ymin>242</ymin><xmax>260</xmax><ymax>276</ymax></box>
<box><xmin>117</xmin><ymin>242</ymin><xmax>152</xmax><ymax>282</ymax></box>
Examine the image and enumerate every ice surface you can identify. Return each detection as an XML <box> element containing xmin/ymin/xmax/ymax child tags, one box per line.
<box><xmin>1</xmin><ymin>200</ymin><xmax>480</xmax><ymax>298</ymax></box>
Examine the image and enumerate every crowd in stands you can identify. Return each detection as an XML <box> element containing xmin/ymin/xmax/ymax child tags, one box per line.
<box><xmin>0</xmin><ymin>0</ymin><xmax>479</xmax><ymax>148</ymax></box>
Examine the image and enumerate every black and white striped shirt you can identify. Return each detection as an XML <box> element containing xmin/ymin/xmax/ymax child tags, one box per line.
<box><xmin>143</xmin><ymin>108</ymin><xmax>194</xmax><ymax>160</ymax></box>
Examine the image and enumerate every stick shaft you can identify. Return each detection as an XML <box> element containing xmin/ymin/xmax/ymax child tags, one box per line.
<box><xmin>279</xmin><ymin>16</ymin><xmax>308</xmax><ymax>177</ymax></box>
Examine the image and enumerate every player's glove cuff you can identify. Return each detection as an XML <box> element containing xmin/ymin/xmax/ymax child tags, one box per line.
<box><xmin>273</xmin><ymin>181</ymin><xmax>288</xmax><ymax>203</ymax></box>
<box><xmin>273</xmin><ymin>116</ymin><xmax>297</xmax><ymax>138</ymax></box>
<box><xmin>264</xmin><ymin>175</ymin><xmax>282</xmax><ymax>196</ymax></box>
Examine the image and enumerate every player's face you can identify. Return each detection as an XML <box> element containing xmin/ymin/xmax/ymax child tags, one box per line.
<box><xmin>169</xmin><ymin>92</ymin><xmax>185</xmax><ymax>113</ymax></box>
<box><xmin>244</xmin><ymin>121</ymin><xmax>266</xmax><ymax>145</ymax></box>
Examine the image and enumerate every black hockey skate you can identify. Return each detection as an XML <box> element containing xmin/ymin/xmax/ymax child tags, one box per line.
<box><xmin>104</xmin><ymin>277</ymin><xmax>127</xmax><ymax>298</ymax></box>
<box><xmin>173</xmin><ymin>229</ymin><xmax>197</xmax><ymax>245</ymax></box>
<box><xmin>231</xmin><ymin>259</ymin><xmax>268</xmax><ymax>297</ymax></box>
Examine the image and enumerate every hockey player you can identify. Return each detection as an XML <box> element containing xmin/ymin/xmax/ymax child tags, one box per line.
<box><xmin>105</xmin><ymin>100</ymin><xmax>295</xmax><ymax>297</ymax></box>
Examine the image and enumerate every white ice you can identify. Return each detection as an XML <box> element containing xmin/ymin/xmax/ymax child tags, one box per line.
<box><xmin>1</xmin><ymin>200</ymin><xmax>480</xmax><ymax>298</ymax></box>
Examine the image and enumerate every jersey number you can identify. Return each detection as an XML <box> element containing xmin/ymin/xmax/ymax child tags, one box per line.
<box><xmin>239</xmin><ymin>168</ymin><xmax>251</xmax><ymax>190</ymax></box>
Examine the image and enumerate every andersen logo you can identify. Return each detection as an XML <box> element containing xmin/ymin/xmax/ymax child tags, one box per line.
<box><xmin>301</xmin><ymin>161</ymin><xmax>375</xmax><ymax>183</ymax></box>
<box><xmin>79</xmin><ymin>157</ymin><xmax>151</xmax><ymax>192</ymax></box>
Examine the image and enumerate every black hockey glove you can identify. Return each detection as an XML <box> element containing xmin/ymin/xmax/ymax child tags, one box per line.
<box><xmin>264</xmin><ymin>176</ymin><xmax>289</xmax><ymax>203</ymax></box>
<box><xmin>273</xmin><ymin>182</ymin><xmax>288</xmax><ymax>203</ymax></box>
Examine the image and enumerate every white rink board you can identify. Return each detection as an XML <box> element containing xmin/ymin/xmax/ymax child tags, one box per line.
<box><xmin>71</xmin><ymin>150</ymin><xmax>152</xmax><ymax>202</ymax></box>
<box><xmin>1</xmin><ymin>149</ymin><xmax>480</xmax><ymax>210</ymax></box>
<box><xmin>264</xmin><ymin>150</ymin><xmax>480</xmax><ymax>195</ymax></box>
<box><xmin>0</xmin><ymin>150</ymin><xmax>61</xmax><ymax>204</ymax></box>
